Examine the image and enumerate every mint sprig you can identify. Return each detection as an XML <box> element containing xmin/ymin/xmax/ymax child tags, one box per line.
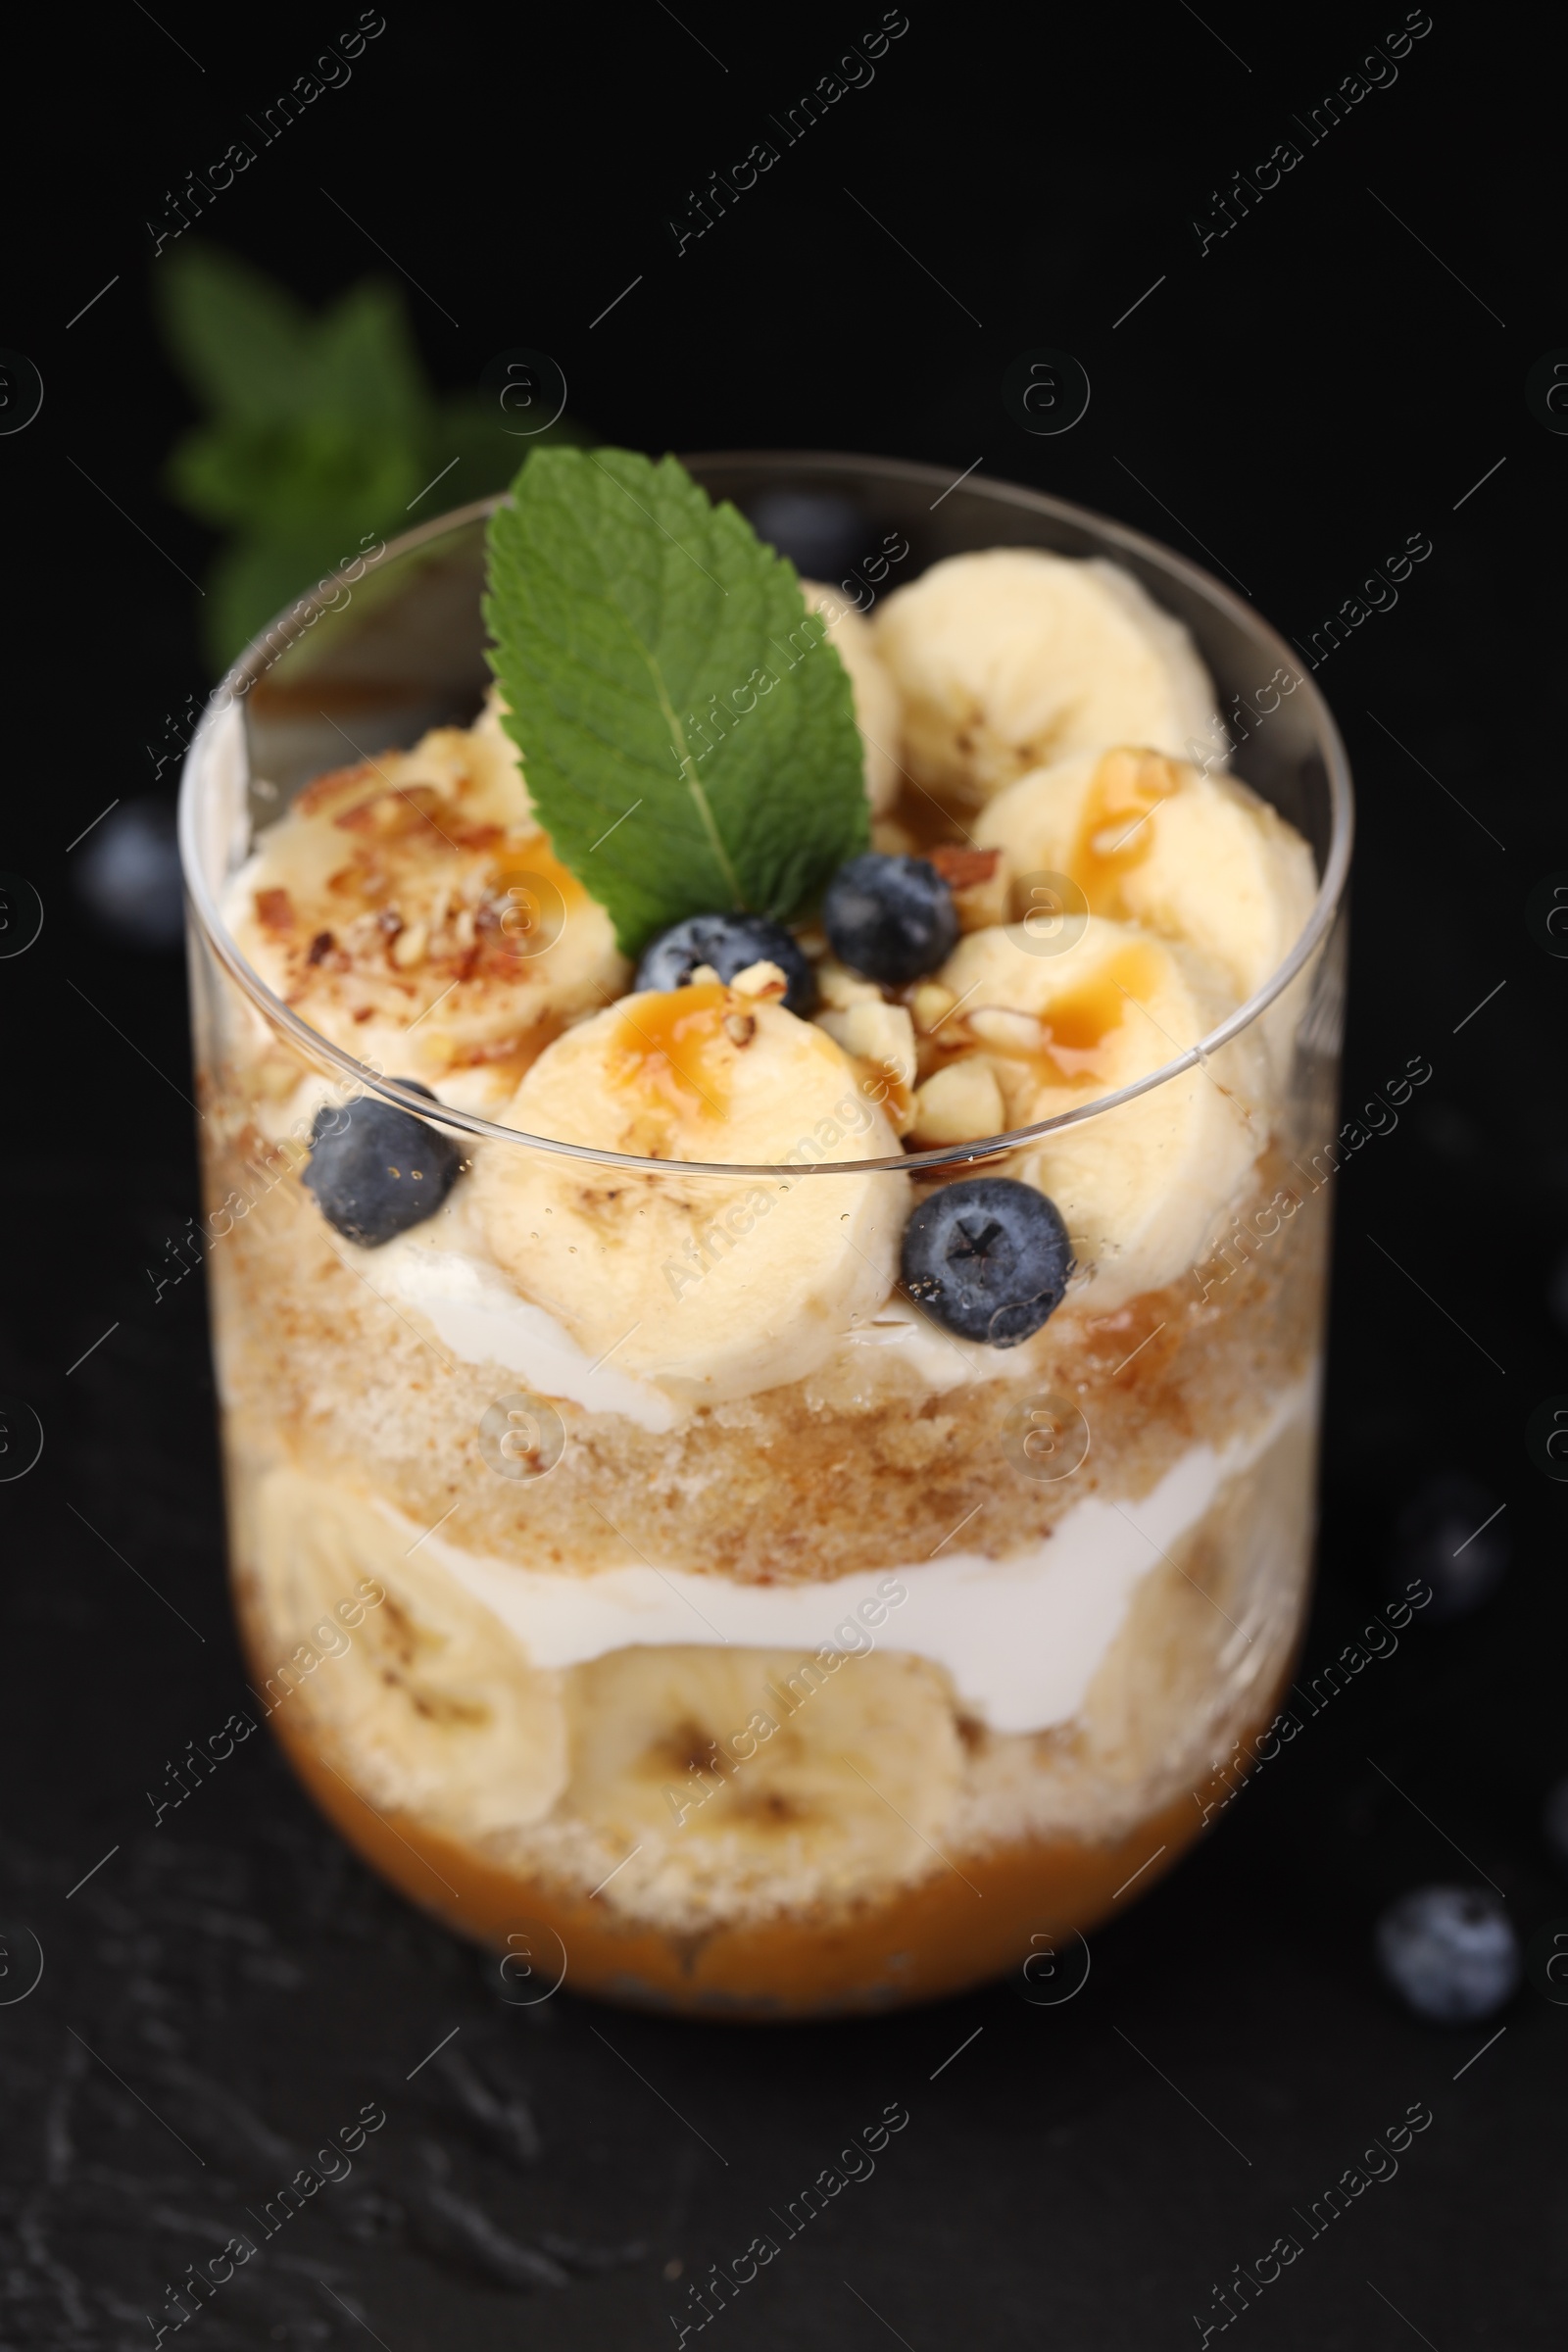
<box><xmin>158</xmin><ymin>242</ymin><xmax>585</xmax><ymax>664</ymax></box>
<box><xmin>483</xmin><ymin>447</ymin><xmax>868</xmax><ymax>956</ymax></box>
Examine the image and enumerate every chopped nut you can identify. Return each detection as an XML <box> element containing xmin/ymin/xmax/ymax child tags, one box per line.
<box><xmin>871</xmin><ymin>815</ymin><xmax>918</xmax><ymax>857</ymax></box>
<box><xmin>305</xmin><ymin>929</ymin><xmax>336</xmax><ymax>966</ymax></box>
<box><xmin>816</xmin><ymin>957</ymin><xmax>883</xmax><ymax>1012</ymax></box>
<box><xmin>688</xmin><ymin>962</ymin><xmax>722</xmax><ymax>987</ymax></box>
<box><xmin>295</xmin><ymin>760</ymin><xmax>378</xmax><ymax>816</ymax></box>
<box><xmin>332</xmin><ymin>794</ymin><xmax>391</xmax><ymax>835</ymax></box>
<box><xmin>968</xmin><ymin>1005</ymin><xmax>1049</xmax><ymax>1054</ymax></box>
<box><xmin>343</xmin><ymin>910</ymin><xmax>388</xmax><ymax>956</ymax></box>
<box><xmin>908</xmin><ymin>1056</ymin><xmax>1006</xmax><ymax>1147</ymax></box>
<box><xmin>910</xmin><ymin>981</ymin><xmax>956</xmax><ymax>1032</ymax></box>
<box><xmin>928</xmin><ymin>844</ymin><xmax>1001</xmax><ymax>891</ymax></box>
<box><xmin>723</xmin><ymin>1010</ymin><xmax>758</xmax><ymax>1047</ymax></box>
<box><xmin>816</xmin><ymin>1000</ymin><xmax>917</xmax><ymax>1136</ymax></box>
<box><xmin>929</xmin><ymin>842</ymin><xmax>1009</xmax><ymax>931</ymax></box>
<box><xmin>728</xmin><ymin>958</ymin><xmax>789</xmax><ymax>1001</ymax></box>
<box><xmin>255</xmin><ymin>886</ymin><xmax>295</xmax><ymax>932</ymax></box>
<box><xmin>390</xmin><ymin>920</ymin><xmax>428</xmax><ymax>968</ymax></box>
<box><xmin>333</xmin><ymin>783</ymin><xmax>450</xmax><ymax>840</ymax></box>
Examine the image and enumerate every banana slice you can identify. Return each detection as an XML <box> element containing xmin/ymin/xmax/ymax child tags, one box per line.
<box><xmin>246</xmin><ymin>1464</ymin><xmax>567</xmax><ymax>1836</ymax></box>
<box><xmin>562</xmin><ymin>1643</ymin><xmax>962</xmax><ymax>1889</ymax></box>
<box><xmin>976</xmin><ymin>747</ymin><xmax>1317</xmax><ymax>1008</ymax></box>
<box><xmin>471</xmin><ymin>984</ymin><xmax>909</xmax><ymax>1403</ymax></box>
<box><xmin>801</xmin><ymin>579</ymin><xmax>902</xmax><ymax>814</ymax></box>
<box><xmin>228</xmin><ymin>693</ymin><xmax>626</xmax><ymax>1115</ymax></box>
<box><xmin>934</xmin><ymin>918</ymin><xmax>1265</xmax><ymax>1305</ymax></box>
<box><xmin>872</xmin><ymin>549</ymin><xmax>1218</xmax><ymax>804</ymax></box>
<box><xmin>467</xmin><ymin>682</ymin><xmax>536</xmax><ymax>823</ymax></box>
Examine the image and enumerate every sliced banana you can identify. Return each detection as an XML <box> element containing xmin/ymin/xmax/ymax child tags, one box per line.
<box><xmin>801</xmin><ymin>579</ymin><xmax>902</xmax><ymax>814</ymax></box>
<box><xmin>227</xmin><ymin>693</ymin><xmax>626</xmax><ymax>1116</ymax></box>
<box><xmin>467</xmin><ymin>682</ymin><xmax>536</xmax><ymax>823</ymax></box>
<box><xmin>976</xmin><ymin>747</ymin><xmax>1317</xmax><ymax>1008</ymax></box>
<box><xmin>934</xmin><ymin>918</ymin><xmax>1265</xmax><ymax>1306</ymax></box>
<box><xmin>471</xmin><ymin>984</ymin><xmax>908</xmax><ymax>1403</ymax></box>
<box><xmin>246</xmin><ymin>1464</ymin><xmax>567</xmax><ymax>1836</ymax></box>
<box><xmin>872</xmin><ymin>549</ymin><xmax>1218</xmax><ymax>804</ymax></box>
<box><xmin>562</xmin><ymin>1644</ymin><xmax>962</xmax><ymax>1889</ymax></box>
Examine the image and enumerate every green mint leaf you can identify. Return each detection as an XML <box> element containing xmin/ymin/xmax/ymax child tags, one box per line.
<box><xmin>308</xmin><ymin>281</ymin><xmax>428</xmax><ymax>436</ymax></box>
<box><xmin>160</xmin><ymin>247</ymin><xmax>436</xmax><ymax>662</ymax></box>
<box><xmin>159</xmin><ymin>246</ymin><xmax>429</xmax><ymax>434</ymax></box>
<box><xmin>482</xmin><ymin>446</ymin><xmax>868</xmax><ymax>956</ymax></box>
<box><xmin>156</xmin><ymin>244</ymin><xmax>315</xmax><ymax>423</ymax></box>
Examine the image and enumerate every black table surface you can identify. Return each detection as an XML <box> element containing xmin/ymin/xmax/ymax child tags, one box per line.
<box><xmin>5</xmin><ymin>10</ymin><xmax>1566</xmax><ymax>2345</ymax></box>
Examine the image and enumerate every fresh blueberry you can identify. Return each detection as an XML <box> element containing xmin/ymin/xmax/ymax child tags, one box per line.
<box><xmin>746</xmin><ymin>487</ymin><xmax>865</xmax><ymax>581</ymax></box>
<box><xmin>1374</xmin><ymin>1886</ymin><xmax>1520</xmax><ymax>2024</ymax></box>
<box><xmin>634</xmin><ymin>911</ymin><xmax>816</xmax><ymax>1016</ymax></box>
<box><xmin>822</xmin><ymin>854</ymin><xmax>958</xmax><ymax>985</ymax></box>
<box><xmin>302</xmin><ymin>1080</ymin><xmax>464</xmax><ymax>1247</ymax></box>
<box><xmin>901</xmin><ymin>1178</ymin><xmax>1073</xmax><ymax>1347</ymax></box>
<box><xmin>74</xmin><ymin>798</ymin><xmax>185</xmax><ymax>949</ymax></box>
<box><xmin>1381</xmin><ymin>1473</ymin><xmax>1510</xmax><ymax>1623</ymax></box>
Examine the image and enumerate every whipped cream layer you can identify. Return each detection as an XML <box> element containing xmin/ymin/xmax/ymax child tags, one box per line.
<box><xmin>372</xmin><ymin>1373</ymin><xmax>1315</xmax><ymax>1734</ymax></box>
<box><xmin>362</xmin><ymin>1208</ymin><xmax>1044</xmax><ymax>1432</ymax></box>
<box><xmin>378</xmin><ymin>1233</ymin><xmax>685</xmax><ymax>1432</ymax></box>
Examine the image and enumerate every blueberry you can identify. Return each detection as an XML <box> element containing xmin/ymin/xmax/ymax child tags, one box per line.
<box><xmin>74</xmin><ymin>798</ymin><xmax>184</xmax><ymax>949</ymax></box>
<box><xmin>901</xmin><ymin>1178</ymin><xmax>1072</xmax><ymax>1347</ymax></box>
<box><xmin>1374</xmin><ymin>1886</ymin><xmax>1520</xmax><ymax>2024</ymax></box>
<box><xmin>746</xmin><ymin>487</ymin><xmax>865</xmax><ymax>580</ymax></box>
<box><xmin>634</xmin><ymin>911</ymin><xmax>816</xmax><ymax>1017</ymax></box>
<box><xmin>1382</xmin><ymin>1473</ymin><xmax>1510</xmax><ymax>1623</ymax></box>
<box><xmin>822</xmin><ymin>854</ymin><xmax>958</xmax><ymax>986</ymax></box>
<box><xmin>302</xmin><ymin>1081</ymin><xmax>464</xmax><ymax>1247</ymax></box>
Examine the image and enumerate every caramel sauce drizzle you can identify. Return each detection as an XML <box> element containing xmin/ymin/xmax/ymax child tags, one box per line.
<box><xmin>610</xmin><ymin>982</ymin><xmax>732</xmax><ymax>1119</ymax></box>
<box><xmin>1066</xmin><ymin>749</ymin><xmax>1184</xmax><ymax>916</ymax></box>
<box><xmin>971</xmin><ymin>942</ymin><xmax>1161</xmax><ymax>1091</ymax></box>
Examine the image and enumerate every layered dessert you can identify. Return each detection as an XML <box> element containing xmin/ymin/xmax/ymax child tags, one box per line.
<box><xmin>190</xmin><ymin>451</ymin><xmax>1335</xmax><ymax>2015</ymax></box>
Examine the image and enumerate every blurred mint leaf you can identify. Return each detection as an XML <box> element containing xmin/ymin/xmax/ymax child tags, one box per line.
<box><xmin>484</xmin><ymin>446</ymin><xmax>867</xmax><ymax>956</ymax></box>
<box><xmin>158</xmin><ymin>244</ymin><xmax>589</xmax><ymax>668</ymax></box>
<box><xmin>166</xmin><ymin>414</ymin><xmax>422</xmax><ymax>537</ymax></box>
<box><xmin>157</xmin><ymin>245</ymin><xmax>315</xmax><ymax>423</ymax></box>
<box><xmin>308</xmin><ymin>279</ymin><xmax>427</xmax><ymax>437</ymax></box>
<box><xmin>439</xmin><ymin>393</ymin><xmax>593</xmax><ymax>489</ymax></box>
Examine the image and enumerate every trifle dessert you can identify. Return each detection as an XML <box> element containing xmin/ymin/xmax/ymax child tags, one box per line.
<box><xmin>182</xmin><ymin>450</ymin><xmax>1347</xmax><ymax>2016</ymax></box>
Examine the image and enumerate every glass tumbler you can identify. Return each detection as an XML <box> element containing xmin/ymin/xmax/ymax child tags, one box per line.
<box><xmin>179</xmin><ymin>454</ymin><xmax>1351</xmax><ymax>2018</ymax></box>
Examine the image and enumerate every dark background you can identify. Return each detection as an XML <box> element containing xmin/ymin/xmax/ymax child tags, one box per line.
<box><xmin>3</xmin><ymin>5</ymin><xmax>1566</xmax><ymax>2345</ymax></box>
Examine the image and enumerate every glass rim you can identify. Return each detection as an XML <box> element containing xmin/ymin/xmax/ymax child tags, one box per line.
<box><xmin>178</xmin><ymin>453</ymin><xmax>1353</xmax><ymax>1181</ymax></box>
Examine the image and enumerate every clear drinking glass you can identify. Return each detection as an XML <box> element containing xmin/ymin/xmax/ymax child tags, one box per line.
<box><xmin>178</xmin><ymin>455</ymin><xmax>1350</xmax><ymax>2019</ymax></box>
